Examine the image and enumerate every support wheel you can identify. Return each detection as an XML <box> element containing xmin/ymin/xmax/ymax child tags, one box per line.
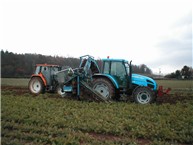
<box><xmin>56</xmin><ymin>85</ymin><xmax>66</xmax><ymax>97</ymax></box>
<box><xmin>28</xmin><ymin>77</ymin><xmax>45</xmax><ymax>95</ymax></box>
<box><xmin>133</xmin><ymin>87</ymin><xmax>155</xmax><ymax>104</ymax></box>
<box><xmin>92</xmin><ymin>78</ymin><xmax>115</xmax><ymax>100</ymax></box>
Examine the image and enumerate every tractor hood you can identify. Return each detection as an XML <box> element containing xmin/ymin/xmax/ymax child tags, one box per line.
<box><xmin>132</xmin><ymin>73</ymin><xmax>157</xmax><ymax>90</ymax></box>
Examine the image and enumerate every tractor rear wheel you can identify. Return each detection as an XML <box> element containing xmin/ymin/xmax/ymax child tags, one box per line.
<box><xmin>92</xmin><ymin>78</ymin><xmax>115</xmax><ymax>100</ymax></box>
<box><xmin>28</xmin><ymin>77</ymin><xmax>45</xmax><ymax>95</ymax></box>
<box><xmin>133</xmin><ymin>87</ymin><xmax>155</xmax><ymax>104</ymax></box>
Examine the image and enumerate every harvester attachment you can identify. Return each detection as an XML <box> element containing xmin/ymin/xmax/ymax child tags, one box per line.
<box><xmin>80</xmin><ymin>81</ymin><xmax>111</xmax><ymax>103</ymax></box>
<box><xmin>55</xmin><ymin>67</ymin><xmax>111</xmax><ymax>103</ymax></box>
<box><xmin>157</xmin><ymin>86</ymin><xmax>171</xmax><ymax>97</ymax></box>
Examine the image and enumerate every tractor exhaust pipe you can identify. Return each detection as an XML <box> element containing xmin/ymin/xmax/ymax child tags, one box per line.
<box><xmin>129</xmin><ymin>60</ymin><xmax>132</xmax><ymax>89</ymax></box>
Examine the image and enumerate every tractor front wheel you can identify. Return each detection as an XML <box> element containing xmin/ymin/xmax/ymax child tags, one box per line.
<box><xmin>28</xmin><ymin>77</ymin><xmax>45</xmax><ymax>95</ymax></box>
<box><xmin>133</xmin><ymin>87</ymin><xmax>155</xmax><ymax>104</ymax></box>
<box><xmin>92</xmin><ymin>78</ymin><xmax>115</xmax><ymax>100</ymax></box>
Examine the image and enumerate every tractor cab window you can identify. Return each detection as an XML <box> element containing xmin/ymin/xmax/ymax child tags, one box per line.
<box><xmin>35</xmin><ymin>66</ymin><xmax>41</xmax><ymax>74</ymax></box>
<box><xmin>111</xmin><ymin>61</ymin><xmax>127</xmax><ymax>87</ymax></box>
<box><xmin>103</xmin><ymin>61</ymin><xmax>110</xmax><ymax>74</ymax></box>
<box><xmin>41</xmin><ymin>66</ymin><xmax>48</xmax><ymax>72</ymax></box>
<box><xmin>111</xmin><ymin>62</ymin><xmax>126</xmax><ymax>77</ymax></box>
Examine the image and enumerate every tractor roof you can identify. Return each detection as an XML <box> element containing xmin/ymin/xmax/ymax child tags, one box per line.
<box><xmin>36</xmin><ymin>64</ymin><xmax>60</xmax><ymax>67</ymax></box>
<box><xmin>102</xmin><ymin>58</ymin><xmax>128</xmax><ymax>63</ymax></box>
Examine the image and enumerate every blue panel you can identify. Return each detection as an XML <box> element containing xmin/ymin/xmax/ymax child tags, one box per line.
<box><xmin>63</xmin><ymin>86</ymin><xmax>73</xmax><ymax>92</ymax></box>
<box><xmin>132</xmin><ymin>74</ymin><xmax>157</xmax><ymax>90</ymax></box>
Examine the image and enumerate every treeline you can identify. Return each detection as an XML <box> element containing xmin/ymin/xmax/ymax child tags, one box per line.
<box><xmin>165</xmin><ymin>65</ymin><xmax>193</xmax><ymax>79</ymax></box>
<box><xmin>132</xmin><ymin>64</ymin><xmax>152</xmax><ymax>74</ymax></box>
<box><xmin>1</xmin><ymin>50</ymin><xmax>153</xmax><ymax>78</ymax></box>
<box><xmin>1</xmin><ymin>50</ymin><xmax>80</xmax><ymax>78</ymax></box>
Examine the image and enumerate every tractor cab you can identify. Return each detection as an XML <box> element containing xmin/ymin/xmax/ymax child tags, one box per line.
<box><xmin>101</xmin><ymin>59</ymin><xmax>131</xmax><ymax>89</ymax></box>
<box><xmin>29</xmin><ymin>64</ymin><xmax>61</xmax><ymax>94</ymax></box>
<box><xmin>33</xmin><ymin>64</ymin><xmax>61</xmax><ymax>86</ymax></box>
<box><xmin>100</xmin><ymin>58</ymin><xmax>157</xmax><ymax>94</ymax></box>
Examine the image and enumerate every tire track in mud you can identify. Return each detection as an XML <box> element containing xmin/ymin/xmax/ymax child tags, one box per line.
<box><xmin>1</xmin><ymin>86</ymin><xmax>29</xmax><ymax>95</ymax></box>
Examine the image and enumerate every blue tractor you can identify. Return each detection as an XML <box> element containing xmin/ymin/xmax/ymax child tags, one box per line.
<box><xmin>55</xmin><ymin>55</ymin><xmax>168</xmax><ymax>104</ymax></box>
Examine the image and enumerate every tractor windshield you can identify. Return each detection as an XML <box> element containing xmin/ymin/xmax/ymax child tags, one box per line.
<box><xmin>35</xmin><ymin>66</ymin><xmax>41</xmax><ymax>74</ymax></box>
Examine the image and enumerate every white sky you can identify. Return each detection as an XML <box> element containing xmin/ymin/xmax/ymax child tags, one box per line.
<box><xmin>0</xmin><ymin>0</ymin><xmax>192</xmax><ymax>74</ymax></box>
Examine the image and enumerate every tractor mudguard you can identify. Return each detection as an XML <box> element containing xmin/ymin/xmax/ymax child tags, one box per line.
<box><xmin>93</xmin><ymin>74</ymin><xmax>119</xmax><ymax>89</ymax></box>
<box><xmin>31</xmin><ymin>73</ymin><xmax>47</xmax><ymax>86</ymax></box>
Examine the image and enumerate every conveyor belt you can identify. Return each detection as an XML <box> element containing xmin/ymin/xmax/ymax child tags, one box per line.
<box><xmin>80</xmin><ymin>81</ymin><xmax>111</xmax><ymax>103</ymax></box>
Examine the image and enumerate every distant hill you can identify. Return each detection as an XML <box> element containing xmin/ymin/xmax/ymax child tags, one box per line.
<box><xmin>1</xmin><ymin>50</ymin><xmax>152</xmax><ymax>78</ymax></box>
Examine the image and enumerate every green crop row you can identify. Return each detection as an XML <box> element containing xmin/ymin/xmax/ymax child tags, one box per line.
<box><xmin>1</xmin><ymin>91</ymin><xmax>193</xmax><ymax>145</ymax></box>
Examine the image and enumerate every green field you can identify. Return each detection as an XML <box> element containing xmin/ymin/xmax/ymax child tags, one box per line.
<box><xmin>156</xmin><ymin>80</ymin><xmax>193</xmax><ymax>94</ymax></box>
<box><xmin>1</xmin><ymin>78</ymin><xmax>193</xmax><ymax>144</ymax></box>
<box><xmin>1</xmin><ymin>78</ymin><xmax>29</xmax><ymax>87</ymax></box>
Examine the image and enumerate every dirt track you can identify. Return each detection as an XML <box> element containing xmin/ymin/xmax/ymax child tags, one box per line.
<box><xmin>1</xmin><ymin>86</ymin><xmax>192</xmax><ymax>104</ymax></box>
<box><xmin>1</xmin><ymin>86</ymin><xmax>29</xmax><ymax>95</ymax></box>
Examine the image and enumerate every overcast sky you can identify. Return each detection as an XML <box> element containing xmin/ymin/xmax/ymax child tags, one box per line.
<box><xmin>0</xmin><ymin>0</ymin><xmax>192</xmax><ymax>74</ymax></box>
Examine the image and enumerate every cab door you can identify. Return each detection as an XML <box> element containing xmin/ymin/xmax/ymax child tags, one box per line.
<box><xmin>110</xmin><ymin>61</ymin><xmax>128</xmax><ymax>88</ymax></box>
<box><xmin>41</xmin><ymin>66</ymin><xmax>51</xmax><ymax>85</ymax></box>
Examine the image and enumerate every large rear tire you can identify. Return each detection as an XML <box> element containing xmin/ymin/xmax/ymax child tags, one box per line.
<box><xmin>133</xmin><ymin>87</ymin><xmax>155</xmax><ymax>104</ymax></box>
<box><xmin>28</xmin><ymin>77</ymin><xmax>45</xmax><ymax>95</ymax></box>
<box><xmin>92</xmin><ymin>78</ymin><xmax>115</xmax><ymax>100</ymax></box>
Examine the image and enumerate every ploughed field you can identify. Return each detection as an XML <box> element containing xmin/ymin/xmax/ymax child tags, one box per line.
<box><xmin>1</xmin><ymin>78</ymin><xmax>193</xmax><ymax>145</ymax></box>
